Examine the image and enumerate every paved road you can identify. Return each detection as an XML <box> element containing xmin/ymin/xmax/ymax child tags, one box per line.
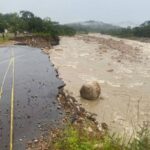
<box><xmin>0</xmin><ymin>46</ymin><xmax>64</xmax><ymax>150</ymax></box>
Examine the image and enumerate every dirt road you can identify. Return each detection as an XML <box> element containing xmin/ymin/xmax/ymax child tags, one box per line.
<box><xmin>0</xmin><ymin>46</ymin><xmax>64</xmax><ymax>150</ymax></box>
<box><xmin>50</xmin><ymin>34</ymin><xmax>150</xmax><ymax>135</ymax></box>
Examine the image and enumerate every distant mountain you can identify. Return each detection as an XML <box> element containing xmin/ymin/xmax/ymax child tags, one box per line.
<box><xmin>78</xmin><ymin>20</ymin><xmax>106</xmax><ymax>26</ymax></box>
<box><xmin>65</xmin><ymin>20</ymin><xmax>120</xmax><ymax>33</ymax></box>
<box><xmin>141</xmin><ymin>20</ymin><xmax>150</xmax><ymax>27</ymax></box>
<box><xmin>115</xmin><ymin>21</ymin><xmax>139</xmax><ymax>28</ymax></box>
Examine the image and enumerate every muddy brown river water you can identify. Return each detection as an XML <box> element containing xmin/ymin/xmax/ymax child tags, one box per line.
<box><xmin>50</xmin><ymin>34</ymin><xmax>150</xmax><ymax>136</ymax></box>
<box><xmin>0</xmin><ymin>46</ymin><xmax>64</xmax><ymax>150</ymax></box>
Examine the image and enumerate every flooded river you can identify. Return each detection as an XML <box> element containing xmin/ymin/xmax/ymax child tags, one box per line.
<box><xmin>50</xmin><ymin>34</ymin><xmax>150</xmax><ymax>135</ymax></box>
<box><xmin>0</xmin><ymin>46</ymin><xmax>64</xmax><ymax>149</ymax></box>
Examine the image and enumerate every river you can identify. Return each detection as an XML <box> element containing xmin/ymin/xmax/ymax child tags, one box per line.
<box><xmin>50</xmin><ymin>34</ymin><xmax>150</xmax><ymax>136</ymax></box>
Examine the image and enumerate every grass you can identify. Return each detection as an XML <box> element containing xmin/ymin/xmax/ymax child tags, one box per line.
<box><xmin>50</xmin><ymin>125</ymin><xmax>100</xmax><ymax>150</ymax></box>
<box><xmin>0</xmin><ymin>37</ymin><xmax>10</xmax><ymax>44</ymax></box>
<box><xmin>49</xmin><ymin>123</ymin><xmax>150</xmax><ymax>150</ymax></box>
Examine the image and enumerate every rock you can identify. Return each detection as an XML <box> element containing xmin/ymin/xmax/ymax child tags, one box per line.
<box><xmin>19</xmin><ymin>139</ymin><xmax>23</xmax><ymax>142</ymax></box>
<box><xmin>80</xmin><ymin>81</ymin><xmax>101</xmax><ymax>100</ymax></box>
<box><xmin>87</xmin><ymin>127</ymin><xmax>93</xmax><ymax>133</ymax></box>
<box><xmin>107</xmin><ymin>69</ymin><xmax>114</xmax><ymax>72</ymax></box>
<box><xmin>101</xmin><ymin>122</ymin><xmax>108</xmax><ymax>130</ymax></box>
<box><xmin>34</xmin><ymin>139</ymin><xmax>39</xmax><ymax>144</ymax></box>
<box><xmin>27</xmin><ymin>141</ymin><xmax>32</xmax><ymax>147</ymax></box>
<box><xmin>57</xmin><ymin>106</ymin><xmax>61</xmax><ymax>110</ymax></box>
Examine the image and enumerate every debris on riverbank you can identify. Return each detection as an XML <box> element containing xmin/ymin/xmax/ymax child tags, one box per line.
<box><xmin>26</xmin><ymin>89</ymin><xmax>107</xmax><ymax>149</ymax></box>
<box><xmin>27</xmin><ymin>88</ymin><xmax>108</xmax><ymax>150</ymax></box>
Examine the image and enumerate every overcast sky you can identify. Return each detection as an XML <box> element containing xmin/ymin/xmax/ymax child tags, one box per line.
<box><xmin>0</xmin><ymin>0</ymin><xmax>149</xmax><ymax>24</ymax></box>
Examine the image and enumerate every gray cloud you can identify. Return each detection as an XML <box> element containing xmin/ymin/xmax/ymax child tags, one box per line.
<box><xmin>0</xmin><ymin>0</ymin><xmax>149</xmax><ymax>24</ymax></box>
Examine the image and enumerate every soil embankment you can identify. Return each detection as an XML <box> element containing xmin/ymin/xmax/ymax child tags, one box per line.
<box><xmin>49</xmin><ymin>33</ymin><xmax>150</xmax><ymax>135</ymax></box>
<box><xmin>13</xmin><ymin>35</ymin><xmax>59</xmax><ymax>48</ymax></box>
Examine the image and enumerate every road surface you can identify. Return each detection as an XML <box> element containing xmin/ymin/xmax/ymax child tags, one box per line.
<box><xmin>0</xmin><ymin>45</ymin><xmax>64</xmax><ymax>150</ymax></box>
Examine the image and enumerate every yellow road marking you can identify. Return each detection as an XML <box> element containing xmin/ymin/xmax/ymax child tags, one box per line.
<box><xmin>0</xmin><ymin>58</ymin><xmax>13</xmax><ymax>100</ymax></box>
<box><xmin>10</xmin><ymin>49</ymin><xmax>15</xmax><ymax>150</ymax></box>
<box><xmin>0</xmin><ymin>48</ymin><xmax>15</xmax><ymax>150</ymax></box>
<box><xmin>0</xmin><ymin>59</ymin><xmax>13</xmax><ymax>150</ymax></box>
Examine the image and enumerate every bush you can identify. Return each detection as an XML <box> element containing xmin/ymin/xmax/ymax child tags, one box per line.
<box><xmin>50</xmin><ymin>124</ymin><xmax>150</xmax><ymax>150</ymax></box>
<box><xmin>53</xmin><ymin>125</ymin><xmax>99</xmax><ymax>150</ymax></box>
<box><xmin>128</xmin><ymin>124</ymin><xmax>150</xmax><ymax>150</ymax></box>
<box><xmin>0</xmin><ymin>11</ymin><xmax>76</xmax><ymax>37</ymax></box>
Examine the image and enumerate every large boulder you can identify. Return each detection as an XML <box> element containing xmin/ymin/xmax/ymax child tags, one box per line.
<box><xmin>80</xmin><ymin>81</ymin><xmax>101</xmax><ymax>100</ymax></box>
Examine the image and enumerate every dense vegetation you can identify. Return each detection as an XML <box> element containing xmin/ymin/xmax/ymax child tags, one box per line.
<box><xmin>103</xmin><ymin>21</ymin><xmax>150</xmax><ymax>38</ymax></box>
<box><xmin>0</xmin><ymin>11</ymin><xmax>76</xmax><ymax>37</ymax></box>
<box><xmin>66</xmin><ymin>20</ymin><xmax>150</xmax><ymax>39</ymax></box>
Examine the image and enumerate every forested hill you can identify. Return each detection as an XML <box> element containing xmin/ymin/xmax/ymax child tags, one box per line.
<box><xmin>0</xmin><ymin>11</ymin><xmax>76</xmax><ymax>36</ymax></box>
<box><xmin>65</xmin><ymin>20</ymin><xmax>120</xmax><ymax>33</ymax></box>
<box><xmin>100</xmin><ymin>20</ymin><xmax>150</xmax><ymax>38</ymax></box>
<box><xmin>65</xmin><ymin>19</ymin><xmax>150</xmax><ymax>38</ymax></box>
